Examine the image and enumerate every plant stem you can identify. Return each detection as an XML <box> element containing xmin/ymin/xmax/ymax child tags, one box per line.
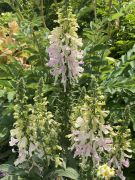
<box><xmin>108</xmin><ymin>0</ymin><xmax>112</xmax><ymax>36</ymax></box>
<box><xmin>93</xmin><ymin>0</ymin><xmax>97</xmax><ymax>22</ymax></box>
<box><xmin>41</xmin><ymin>0</ymin><xmax>47</xmax><ymax>28</ymax></box>
<box><xmin>32</xmin><ymin>29</ymin><xmax>44</xmax><ymax>65</ymax></box>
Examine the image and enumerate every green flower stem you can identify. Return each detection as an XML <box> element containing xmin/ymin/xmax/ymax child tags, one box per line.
<box><xmin>40</xmin><ymin>0</ymin><xmax>47</xmax><ymax>28</ymax></box>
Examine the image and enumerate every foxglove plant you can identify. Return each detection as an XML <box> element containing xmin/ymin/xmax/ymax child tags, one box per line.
<box><xmin>69</xmin><ymin>79</ymin><xmax>132</xmax><ymax>179</ymax></box>
<box><xmin>69</xmin><ymin>89</ymin><xmax>112</xmax><ymax>168</ymax></box>
<box><xmin>10</xmin><ymin>78</ymin><xmax>29</xmax><ymax>167</ymax></box>
<box><xmin>10</xmin><ymin>78</ymin><xmax>62</xmax><ymax>175</ymax></box>
<box><xmin>48</xmin><ymin>6</ymin><xmax>83</xmax><ymax>91</ymax></box>
<box><xmin>108</xmin><ymin>126</ymin><xmax>132</xmax><ymax>180</ymax></box>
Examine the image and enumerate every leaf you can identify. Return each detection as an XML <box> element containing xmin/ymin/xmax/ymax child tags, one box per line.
<box><xmin>130</xmin><ymin>61</ymin><xmax>135</xmax><ymax>68</ymax></box>
<box><xmin>1</xmin><ymin>175</ymin><xmax>26</xmax><ymax>180</ymax></box>
<box><xmin>7</xmin><ymin>91</ymin><xmax>16</xmax><ymax>102</ymax></box>
<box><xmin>0</xmin><ymin>89</ymin><xmax>6</xmax><ymax>97</ymax></box>
<box><xmin>0</xmin><ymin>164</ymin><xmax>15</xmax><ymax>174</ymax></box>
<box><xmin>27</xmin><ymin>55</ymin><xmax>39</xmax><ymax>62</ymax></box>
<box><xmin>89</xmin><ymin>44</ymin><xmax>107</xmax><ymax>52</ymax></box>
<box><xmin>78</xmin><ymin>5</ymin><xmax>94</xmax><ymax>19</ymax></box>
<box><xmin>0</xmin><ymin>164</ymin><xmax>27</xmax><ymax>177</ymax></box>
<box><xmin>0</xmin><ymin>80</ymin><xmax>13</xmax><ymax>89</ymax></box>
<box><xmin>53</xmin><ymin>167</ymin><xmax>80</xmax><ymax>180</ymax></box>
<box><xmin>105</xmin><ymin>57</ymin><xmax>116</xmax><ymax>65</ymax></box>
<box><xmin>0</xmin><ymin>127</ymin><xmax>9</xmax><ymax>143</ymax></box>
<box><xmin>109</xmin><ymin>12</ymin><xmax>124</xmax><ymax>21</ymax></box>
<box><xmin>0</xmin><ymin>64</ymin><xmax>11</xmax><ymax>78</ymax></box>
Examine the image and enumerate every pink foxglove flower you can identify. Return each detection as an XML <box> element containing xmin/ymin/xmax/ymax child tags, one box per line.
<box><xmin>71</xmin><ymin>129</ymin><xmax>112</xmax><ymax>165</ymax></box>
<box><xmin>122</xmin><ymin>159</ymin><xmax>129</xmax><ymax>168</ymax></box>
<box><xmin>48</xmin><ymin>7</ymin><xmax>83</xmax><ymax>91</ymax></box>
<box><xmin>97</xmin><ymin>138</ymin><xmax>112</xmax><ymax>152</ymax></box>
<box><xmin>108</xmin><ymin>146</ymin><xmax>131</xmax><ymax>180</ymax></box>
<box><xmin>9</xmin><ymin>137</ymin><xmax>19</xmax><ymax>146</ymax></box>
<box><xmin>14</xmin><ymin>149</ymin><xmax>28</xmax><ymax>166</ymax></box>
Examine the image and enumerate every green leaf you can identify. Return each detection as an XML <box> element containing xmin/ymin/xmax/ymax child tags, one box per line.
<box><xmin>0</xmin><ymin>164</ymin><xmax>15</xmax><ymax>174</ymax></box>
<box><xmin>109</xmin><ymin>12</ymin><xmax>124</xmax><ymax>21</ymax></box>
<box><xmin>0</xmin><ymin>89</ymin><xmax>6</xmax><ymax>98</ymax></box>
<box><xmin>89</xmin><ymin>44</ymin><xmax>107</xmax><ymax>52</ymax></box>
<box><xmin>7</xmin><ymin>91</ymin><xmax>16</xmax><ymax>102</ymax></box>
<box><xmin>0</xmin><ymin>80</ymin><xmax>13</xmax><ymax>89</ymax></box>
<box><xmin>27</xmin><ymin>55</ymin><xmax>40</xmax><ymax>62</ymax></box>
<box><xmin>0</xmin><ymin>164</ymin><xmax>27</xmax><ymax>177</ymax></box>
<box><xmin>1</xmin><ymin>175</ymin><xmax>26</xmax><ymax>180</ymax></box>
<box><xmin>54</xmin><ymin>167</ymin><xmax>80</xmax><ymax>180</ymax></box>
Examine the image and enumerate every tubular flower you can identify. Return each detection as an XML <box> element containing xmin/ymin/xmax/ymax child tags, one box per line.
<box><xmin>48</xmin><ymin>6</ymin><xmax>83</xmax><ymax>91</ymax></box>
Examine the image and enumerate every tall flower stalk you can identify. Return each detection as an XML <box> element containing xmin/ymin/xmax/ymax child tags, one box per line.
<box><xmin>48</xmin><ymin>6</ymin><xmax>83</xmax><ymax>91</ymax></box>
<box><xmin>69</xmin><ymin>86</ymin><xmax>112</xmax><ymax>165</ymax></box>
<box><xmin>10</xmin><ymin>78</ymin><xmax>62</xmax><ymax>175</ymax></box>
<box><xmin>69</xmin><ymin>76</ymin><xmax>132</xmax><ymax>180</ymax></box>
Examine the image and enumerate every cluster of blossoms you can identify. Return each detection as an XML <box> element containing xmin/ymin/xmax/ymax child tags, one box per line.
<box><xmin>107</xmin><ymin>126</ymin><xmax>132</xmax><ymax>180</ymax></box>
<box><xmin>69</xmin><ymin>85</ymin><xmax>132</xmax><ymax>180</ymax></box>
<box><xmin>48</xmin><ymin>6</ymin><xmax>83</xmax><ymax>91</ymax></box>
<box><xmin>9</xmin><ymin>78</ymin><xmax>62</xmax><ymax>173</ymax></box>
<box><xmin>69</xmin><ymin>89</ymin><xmax>112</xmax><ymax>165</ymax></box>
